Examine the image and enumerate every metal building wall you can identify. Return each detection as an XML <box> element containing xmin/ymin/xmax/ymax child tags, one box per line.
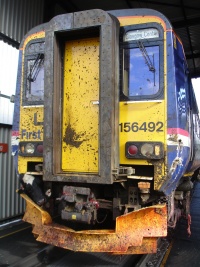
<box><xmin>0</xmin><ymin>0</ymin><xmax>44</xmax><ymax>44</ymax></box>
<box><xmin>0</xmin><ymin>40</ymin><xmax>19</xmax><ymax>125</ymax></box>
<box><xmin>0</xmin><ymin>125</ymin><xmax>25</xmax><ymax>221</ymax></box>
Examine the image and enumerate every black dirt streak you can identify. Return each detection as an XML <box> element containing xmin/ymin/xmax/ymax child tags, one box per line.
<box><xmin>63</xmin><ymin>123</ymin><xmax>87</xmax><ymax>148</ymax></box>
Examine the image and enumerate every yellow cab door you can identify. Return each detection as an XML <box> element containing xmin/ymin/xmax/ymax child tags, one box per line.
<box><xmin>62</xmin><ymin>37</ymin><xmax>99</xmax><ymax>173</ymax></box>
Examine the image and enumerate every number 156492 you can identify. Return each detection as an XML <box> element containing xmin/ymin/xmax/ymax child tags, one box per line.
<box><xmin>119</xmin><ymin>122</ymin><xmax>164</xmax><ymax>132</ymax></box>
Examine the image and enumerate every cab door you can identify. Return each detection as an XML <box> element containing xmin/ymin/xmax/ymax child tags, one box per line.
<box><xmin>62</xmin><ymin>37</ymin><xmax>99</xmax><ymax>173</ymax></box>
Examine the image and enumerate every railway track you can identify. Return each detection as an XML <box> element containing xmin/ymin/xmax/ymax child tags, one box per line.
<box><xmin>9</xmin><ymin>245</ymin><xmax>140</xmax><ymax>267</ymax></box>
<box><xmin>135</xmin><ymin>238</ymin><xmax>170</xmax><ymax>267</ymax></box>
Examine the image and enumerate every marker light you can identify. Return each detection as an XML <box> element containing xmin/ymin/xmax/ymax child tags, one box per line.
<box><xmin>155</xmin><ymin>144</ymin><xmax>161</xmax><ymax>156</ymax></box>
<box><xmin>128</xmin><ymin>145</ymin><xmax>138</xmax><ymax>156</ymax></box>
<box><xmin>36</xmin><ymin>144</ymin><xmax>43</xmax><ymax>154</ymax></box>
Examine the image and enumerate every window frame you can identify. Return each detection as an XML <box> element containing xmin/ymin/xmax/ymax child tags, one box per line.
<box><xmin>22</xmin><ymin>39</ymin><xmax>45</xmax><ymax>106</ymax></box>
<box><xmin>119</xmin><ymin>23</ymin><xmax>164</xmax><ymax>101</ymax></box>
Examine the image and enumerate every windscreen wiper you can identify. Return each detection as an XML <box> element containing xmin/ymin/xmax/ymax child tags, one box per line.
<box><xmin>137</xmin><ymin>41</ymin><xmax>155</xmax><ymax>72</ymax></box>
<box><xmin>27</xmin><ymin>53</ymin><xmax>44</xmax><ymax>82</ymax></box>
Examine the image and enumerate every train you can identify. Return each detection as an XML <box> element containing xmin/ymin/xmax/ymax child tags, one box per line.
<box><xmin>12</xmin><ymin>8</ymin><xmax>200</xmax><ymax>254</ymax></box>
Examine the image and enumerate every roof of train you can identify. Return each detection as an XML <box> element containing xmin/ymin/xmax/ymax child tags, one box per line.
<box><xmin>45</xmin><ymin>0</ymin><xmax>200</xmax><ymax>78</ymax></box>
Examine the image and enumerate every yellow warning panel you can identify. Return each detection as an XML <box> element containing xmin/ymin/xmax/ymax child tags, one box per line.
<box><xmin>62</xmin><ymin>37</ymin><xmax>99</xmax><ymax>173</ymax></box>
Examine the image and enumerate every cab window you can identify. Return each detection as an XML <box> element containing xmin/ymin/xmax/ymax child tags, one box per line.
<box><xmin>26</xmin><ymin>54</ymin><xmax>44</xmax><ymax>101</ymax></box>
<box><xmin>121</xmin><ymin>27</ymin><xmax>163</xmax><ymax>100</ymax></box>
<box><xmin>23</xmin><ymin>41</ymin><xmax>44</xmax><ymax>105</ymax></box>
<box><xmin>124</xmin><ymin>45</ymin><xmax>159</xmax><ymax>96</ymax></box>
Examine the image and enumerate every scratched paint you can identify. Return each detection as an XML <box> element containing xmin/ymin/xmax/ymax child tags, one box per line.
<box><xmin>62</xmin><ymin>37</ymin><xmax>99</xmax><ymax>173</ymax></box>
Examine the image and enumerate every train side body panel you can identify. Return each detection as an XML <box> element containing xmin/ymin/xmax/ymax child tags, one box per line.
<box><xmin>161</xmin><ymin>32</ymin><xmax>192</xmax><ymax>194</ymax></box>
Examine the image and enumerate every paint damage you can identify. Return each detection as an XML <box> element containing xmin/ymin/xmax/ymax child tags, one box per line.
<box><xmin>63</xmin><ymin>123</ymin><xmax>87</xmax><ymax>148</ymax></box>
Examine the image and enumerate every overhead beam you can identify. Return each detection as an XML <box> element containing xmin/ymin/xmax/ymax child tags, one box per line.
<box><xmin>186</xmin><ymin>53</ymin><xmax>200</xmax><ymax>59</ymax></box>
<box><xmin>56</xmin><ymin>0</ymin><xmax>80</xmax><ymax>12</ymax></box>
<box><xmin>190</xmin><ymin>71</ymin><xmax>200</xmax><ymax>78</ymax></box>
<box><xmin>125</xmin><ymin>0</ymin><xmax>133</xmax><ymax>8</ymax></box>
<box><xmin>179</xmin><ymin>0</ymin><xmax>196</xmax><ymax>73</ymax></box>
<box><xmin>172</xmin><ymin>16</ymin><xmax>200</xmax><ymax>29</ymax></box>
<box><xmin>130</xmin><ymin>0</ymin><xmax>200</xmax><ymax>10</ymax></box>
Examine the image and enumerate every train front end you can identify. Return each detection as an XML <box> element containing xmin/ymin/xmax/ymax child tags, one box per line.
<box><xmin>12</xmin><ymin>9</ymin><xmax>174</xmax><ymax>254</ymax></box>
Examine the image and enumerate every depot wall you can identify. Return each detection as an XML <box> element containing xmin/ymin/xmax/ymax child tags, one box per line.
<box><xmin>0</xmin><ymin>125</ymin><xmax>25</xmax><ymax>221</ymax></box>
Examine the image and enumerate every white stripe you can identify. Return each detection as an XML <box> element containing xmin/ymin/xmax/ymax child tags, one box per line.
<box><xmin>167</xmin><ymin>133</ymin><xmax>191</xmax><ymax>147</ymax></box>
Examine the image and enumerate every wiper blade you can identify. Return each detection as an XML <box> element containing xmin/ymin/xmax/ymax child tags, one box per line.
<box><xmin>137</xmin><ymin>41</ymin><xmax>155</xmax><ymax>72</ymax></box>
<box><xmin>27</xmin><ymin>53</ymin><xmax>44</xmax><ymax>82</ymax></box>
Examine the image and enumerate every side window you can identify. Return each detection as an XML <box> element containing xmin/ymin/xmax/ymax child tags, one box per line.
<box><xmin>23</xmin><ymin>41</ymin><xmax>45</xmax><ymax>105</ymax></box>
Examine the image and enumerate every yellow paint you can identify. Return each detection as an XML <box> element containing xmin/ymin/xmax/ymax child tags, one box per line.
<box><xmin>21</xmin><ymin>193</ymin><xmax>52</xmax><ymax>225</ymax></box>
<box><xmin>20</xmin><ymin>107</ymin><xmax>44</xmax><ymax>141</ymax></box>
<box><xmin>62</xmin><ymin>38</ymin><xmax>99</xmax><ymax>173</ymax></box>
<box><xmin>118</xmin><ymin>16</ymin><xmax>166</xmax><ymax>30</ymax></box>
<box><xmin>173</xmin><ymin>34</ymin><xmax>177</xmax><ymax>49</ymax></box>
<box><xmin>183</xmin><ymin>172</ymin><xmax>194</xmax><ymax>177</ymax></box>
<box><xmin>18</xmin><ymin>31</ymin><xmax>45</xmax><ymax>174</ymax></box>
<box><xmin>21</xmin><ymin>31</ymin><xmax>45</xmax><ymax>51</ymax></box>
<box><xmin>72</xmin><ymin>214</ymin><xmax>76</xmax><ymax>220</ymax></box>
<box><xmin>119</xmin><ymin>101</ymin><xmax>165</xmax><ymax>165</ymax></box>
<box><xmin>117</xmin><ymin>16</ymin><xmax>167</xmax><ymax>188</ymax></box>
<box><xmin>19</xmin><ymin>106</ymin><xmax>44</xmax><ymax>173</ymax></box>
<box><xmin>18</xmin><ymin>156</ymin><xmax>43</xmax><ymax>174</ymax></box>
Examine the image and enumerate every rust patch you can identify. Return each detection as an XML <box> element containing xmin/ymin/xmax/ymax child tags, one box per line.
<box><xmin>63</xmin><ymin>123</ymin><xmax>86</xmax><ymax>148</ymax></box>
<box><xmin>112</xmin><ymin>237</ymin><xmax>157</xmax><ymax>254</ymax></box>
<box><xmin>21</xmin><ymin>193</ymin><xmax>167</xmax><ymax>254</ymax></box>
<box><xmin>151</xmin><ymin>159</ymin><xmax>166</xmax><ymax>190</ymax></box>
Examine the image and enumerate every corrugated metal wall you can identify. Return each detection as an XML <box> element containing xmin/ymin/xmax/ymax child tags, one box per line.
<box><xmin>0</xmin><ymin>0</ymin><xmax>44</xmax><ymax>222</ymax></box>
<box><xmin>0</xmin><ymin>125</ymin><xmax>25</xmax><ymax>221</ymax></box>
<box><xmin>0</xmin><ymin>0</ymin><xmax>44</xmax><ymax>44</ymax></box>
<box><xmin>0</xmin><ymin>40</ymin><xmax>19</xmax><ymax>125</ymax></box>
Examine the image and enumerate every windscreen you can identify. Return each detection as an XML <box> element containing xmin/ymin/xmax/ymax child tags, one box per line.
<box><xmin>24</xmin><ymin>41</ymin><xmax>45</xmax><ymax>104</ymax></box>
<box><xmin>123</xmin><ymin>44</ymin><xmax>159</xmax><ymax>97</ymax></box>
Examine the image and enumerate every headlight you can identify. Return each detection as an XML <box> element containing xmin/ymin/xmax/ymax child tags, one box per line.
<box><xmin>25</xmin><ymin>143</ymin><xmax>35</xmax><ymax>154</ymax></box>
<box><xmin>141</xmin><ymin>143</ymin><xmax>154</xmax><ymax>157</ymax></box>
<box><xmin>19</xmin><ymin>142</ymin><xmax>43</xmax><ymax>157</ymax></box>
